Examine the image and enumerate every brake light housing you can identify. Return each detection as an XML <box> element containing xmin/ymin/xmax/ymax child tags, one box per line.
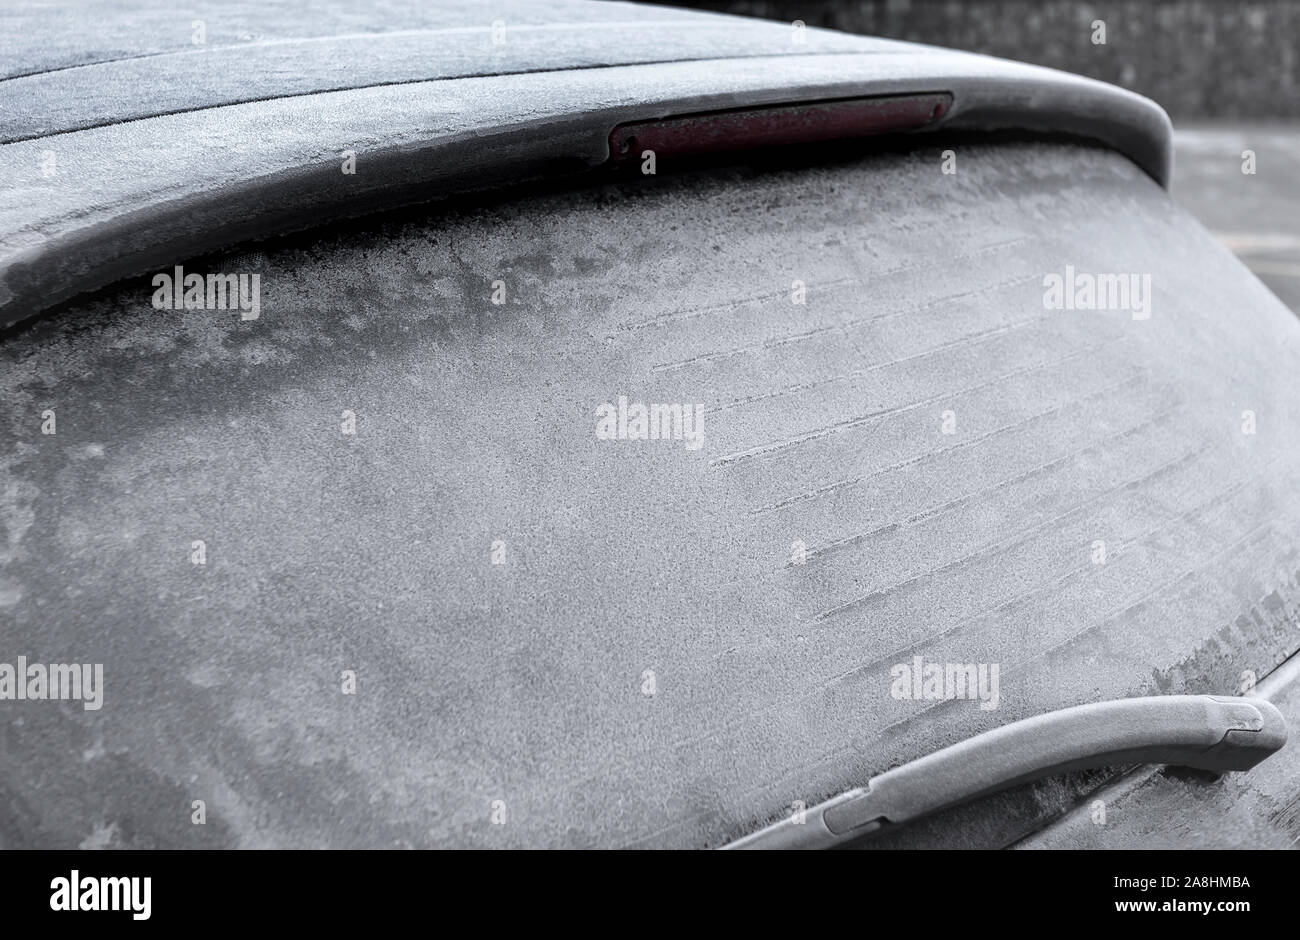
<box><xmin>607</xmin><ymin>92</ymin><xmax>952</xmax><ymax>165</ymax></box>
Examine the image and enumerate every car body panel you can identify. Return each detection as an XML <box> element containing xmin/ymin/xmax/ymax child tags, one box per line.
<box><xmin>0</xmin><ymin>0</ymin><xmax>1172</xmax><ymax>332</ymax></box>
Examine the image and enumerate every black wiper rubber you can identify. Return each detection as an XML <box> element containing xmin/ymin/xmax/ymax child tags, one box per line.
<box><xmin>723</xmin><ymin>695</ymin><xmax>1288</xmax><ymax>850</ymax></box>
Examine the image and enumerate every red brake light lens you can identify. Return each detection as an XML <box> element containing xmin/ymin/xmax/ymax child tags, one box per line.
<box><xmin>608</xmin><ymin>92</ymin><xmax>952</xmax><ymax>164</ymax></box>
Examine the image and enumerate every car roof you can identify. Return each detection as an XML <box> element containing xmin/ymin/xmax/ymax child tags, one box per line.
<box><xmin>1</xmin><ymin>1</ymin><xmax>909</xmax><ymax>142</ymax></box>
<box><xmin>0</xmin><ymin>0</ymin><xmax>1171</xmax><ymax>331</ymax></box>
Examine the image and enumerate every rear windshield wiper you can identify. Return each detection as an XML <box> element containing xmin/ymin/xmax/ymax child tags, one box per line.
<box><xmin>723</xmin><ymin>694</ymin><xmax>1287</xmax><ymax>850</ymax></box>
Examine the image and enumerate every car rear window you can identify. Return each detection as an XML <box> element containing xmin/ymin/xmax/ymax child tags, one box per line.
<box><xmin>2</xmin><ymin>138</ymin><xmax>1298</xmax><ymax>848</ymax></box>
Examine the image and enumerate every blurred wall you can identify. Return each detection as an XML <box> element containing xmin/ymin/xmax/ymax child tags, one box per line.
<box><xmin>661</xmin><ymin>0</ymin><xmax>1300</xmax><ymax>119</ymax></box>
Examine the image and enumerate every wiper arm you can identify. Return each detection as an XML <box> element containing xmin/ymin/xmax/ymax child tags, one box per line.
<box><xmin>723</xmin><ymin>694</ymin><xmax>1287</xmax><ymax>850</ymax></box>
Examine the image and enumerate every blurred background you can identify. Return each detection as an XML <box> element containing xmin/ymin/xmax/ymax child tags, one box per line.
<box><xmin>661</xmin><ymin>0</ymin><xmax>1300</xmax><ymax>314</ymax></box>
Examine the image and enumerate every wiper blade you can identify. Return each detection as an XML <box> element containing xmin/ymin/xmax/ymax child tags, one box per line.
<box><xmin>723</xmin><ymin>695</ymin><xmax>1287</xmax><ymax>850</ymax></box>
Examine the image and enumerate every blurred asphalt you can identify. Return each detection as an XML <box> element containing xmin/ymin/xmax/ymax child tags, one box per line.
<box><xmin>1172</xmin><ymin>122</ymin><xmax>1300</xmax><ymax>317</ymax></box>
